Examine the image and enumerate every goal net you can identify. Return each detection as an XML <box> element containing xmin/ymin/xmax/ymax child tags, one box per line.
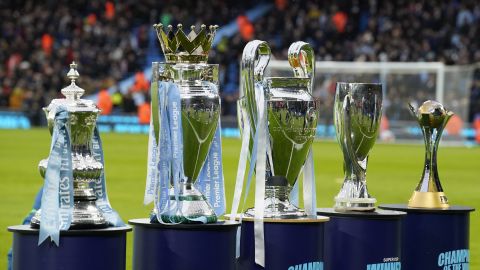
<box><xmin>267</xmin><ymin>60</ymin><xmax>477</xmax><ymax>143</ymax></box>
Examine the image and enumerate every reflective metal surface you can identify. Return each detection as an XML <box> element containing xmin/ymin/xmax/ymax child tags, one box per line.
<box><xmin>334</xmin><ymin>82</ymin><xmax>382</xmax><ymax>211</ymax></box>
<box><xmin>240</xmin><ymin>41</ymin><xmax>318</xmax><ymax>218</ymax></box>
<box><xmin>240</xmin><ymin>40</ymin><xmax>271</xmax><ymax>137</ymax></box>
<box><xmin>156</xmin><ymin>63</ymin><xmax>220</xmax><ymax>223</ymax></box>
<box><xmin>31</xmin><ymin>62</ymin><xmax>108</xmax><ymax>228</ymax></box>
<box><xmin>153</xmin><ymin>24</ymin><xmax>218</xmax><ymax>64</ymax></box>
<box><xmin>152</xmin><ymin>23</ymin><xmax>220</xmax><ymax>223</ymax></box>
<box><xmin>155</xmin><ymin>182</ymin><xmax>217</xmax><ymax>223</ymax></box>
<box><xmin>408</xmin><ymin>100</ymin><xmax>452</xmax><ymax>208</ymax></box>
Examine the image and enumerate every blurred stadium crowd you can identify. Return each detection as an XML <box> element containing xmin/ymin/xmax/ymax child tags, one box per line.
<box><xmin>0</xmin><ymin>0</ymin><xmax>479</xmax><ymax>125</ymax></box>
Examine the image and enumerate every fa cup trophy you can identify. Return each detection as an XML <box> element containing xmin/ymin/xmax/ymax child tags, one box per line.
<box><xmin>144</xmin><ymin>24</ymin><xmax>225</xmax><ymax>224</ymax></box>
<box><xmin>237</xmin><ymin>40</ymin><xmax>318</xmax><ymax>218</ymax></box>
<box><xmin>333</xmin><ymin>83</ymin><xmax>382</xmax><ymax>211</ymax></box>
<box><xmin>408</xmin><ymin>100</ymin><xmax>453</xmax><ymax>208</ymax></box>
<box><xmin>31</xmin><ymin>62</ymin><xmax>123</xmax><ymax>244</ymax></box>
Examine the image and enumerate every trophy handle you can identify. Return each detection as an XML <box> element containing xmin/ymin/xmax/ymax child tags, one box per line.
<box><xmin>236</xmin><ymin>98</ymin><xmax>246</xmax><ymax>135</ymax></box>
<box><xmin>44</xmin><ymin>107</ymin><xmax>54</xmax><ymax>135</ymax></box>
<box><xmin>342</xmin><ymin>95</ymin><xmax>366</xmax><ymax>179</ymax></box>
<box><xmin>151</xmin><ymin>62</ymin><xmax>160</xmax><ymax>143</ymax></box>
<box><xmin>288</xmin><ymin>41</ymin><xmax>315</xmax><ymax>93</ymax></box>
<box><xmin>240</xmin><ymin>40</ymin><xmax>271</xmax><ymax>129</ymax></box>
<box><xmin>408</xmin><ymin>103</ymin><xmax>418</xmax><ymax>119</ymax></box>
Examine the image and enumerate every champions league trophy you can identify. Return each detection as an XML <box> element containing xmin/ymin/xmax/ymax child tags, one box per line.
<box><xmin>238</xmin><ymin>40</ymin><xmax>319</xmax><ymax>218</ymax></box>
<box><xmin>407</xmin><ymin>100</ymin><xmax>453</xmax><ymax>208</ymax></box>
<box><xmin>333</xmin><ymin>83</ymin><xmax>382</xmax><ymax>211</ymax></box>
<box><xmin>31</xmin><ymin>62</ymin><xmax>123</xmax><ymax>244</ymax></box>
<box><xmin>144</xmin><ymin>23</ymin><xmax>225</xmax><ymax>224</ymax></box>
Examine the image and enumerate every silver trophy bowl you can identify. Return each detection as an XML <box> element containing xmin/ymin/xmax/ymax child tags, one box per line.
<box><xmin>240</xmin><ymin>40</ymin><xmax>319</xmax><ymax>218</ymax></box>
<box><xmin>333</xmin><ymin>82</ymin><xmax>382</xmax><ymax>212</ymax></box>
<box><xmin>31</xmin><ymin>62</ymin><xmax>108</xmax><ymax>228</ymax></box>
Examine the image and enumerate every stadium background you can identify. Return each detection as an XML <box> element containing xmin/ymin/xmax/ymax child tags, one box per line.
<box><xmin>0</xmin><ymin>0</ymin><xmax>479</xmax><ymax>268</ymax></box>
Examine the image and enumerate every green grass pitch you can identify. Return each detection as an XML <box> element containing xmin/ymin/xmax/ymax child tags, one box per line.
<box><xmin>0</xmin><ymin>129</ymin><xmax>478</xmax><ymax>268</ymax></box>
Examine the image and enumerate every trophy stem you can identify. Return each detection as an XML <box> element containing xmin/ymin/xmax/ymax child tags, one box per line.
<box><xmin>334</xmin><ymin>170</ymin><xmax>376</xmax><ymax>212</ymax></box>
<box><xmin>419</xmin><ymin>128</ymin><xmax>441</xmax><ymax>191</ymax></box>
<box><xmin>408</xmin><ymin>123</ymin><xmax>449</xmax><ymax>208</ymax></box>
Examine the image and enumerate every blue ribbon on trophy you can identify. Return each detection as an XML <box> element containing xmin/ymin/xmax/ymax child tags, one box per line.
<box><xmin>38</xmin><ymin>106</ymin><xmax>74</xmax><ymax>246</ymax></box>
<box><xmin>196</xmin><ymin>84</ymin><xmax>226</xmax><ymax>216</ymax></box>
<box><xmin>155</xmin><ymin>81</ymin><xmax>172</xmax><ymax>221</ymax></box>
<box><xmin>91</xmin><ymin>127</ymin><xmax>125</xmax><ymax>227</ymax></box>
<box><xmin>252</xmin><ymin>82</ymin><xmax>268</xmax><ymax>266</ymax></box>
<box><xmin>230</xmin><ymin>96</ymin><xmax>254</xmax><ymax>257</ymax></box>
<box><xmin>229</xmin><ymin>82</ymin><xmax>268</xmax><ymax>263</ymax></box>
<box><xmin>144</xmin><ymin>79</ymin><xmax>226</xmax><ymax>223</ymax></box>
<box><xmin>146</xmin><ymin>80</ymin><xmax>177</xmax><ymax>223</ymax></box>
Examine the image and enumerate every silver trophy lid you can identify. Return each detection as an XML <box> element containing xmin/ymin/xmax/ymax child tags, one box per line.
<box><xmin>47</xmin><ymin>62</ymin><xmax>98</xmax><ymax>114</ymax></box>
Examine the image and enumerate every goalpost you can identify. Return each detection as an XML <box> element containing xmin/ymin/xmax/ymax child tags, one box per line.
<box><xmin>267</xmin><ymin>60</ymin><xmax>477</xmax><ymax>142</ymax></box>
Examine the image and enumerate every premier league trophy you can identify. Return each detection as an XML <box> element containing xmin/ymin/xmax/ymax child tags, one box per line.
<box><xmin>238</xmin><ymin>40</ymin><xmax>319</xmax><ymax>218</ymax></box>
<box><xmin>144</xmin><ymin>23</ymin><xmax>225</xmax><ymax>224</ymax></box>
<box><xmin>129</xmin><ymin>24</ymin><xmax>237</xmax><ymax>270</ymax></box>
<box><xmin>30</xmin><ymin>62</ymin><xmax>123</xmax><ymax>244</ymax></box>
<box><xmin>333</xmin><ymin>83</ymin><xmax>382</xmax><ymax>211</ymax></box>
<box><xmin>407</xmin><ymin>100</ymin><xmax>453</xmax><ymax>208</ymax></box>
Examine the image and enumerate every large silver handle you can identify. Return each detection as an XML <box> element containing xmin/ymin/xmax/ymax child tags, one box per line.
<box><xmin>240</xmin><ymin>40</ymin><xmax>271</xmax><ymax>132</ymax></box>
<box><xmin>288</xmin><ymin>41</ymin><xmax>315</xmax><ymax>93</ymax></box>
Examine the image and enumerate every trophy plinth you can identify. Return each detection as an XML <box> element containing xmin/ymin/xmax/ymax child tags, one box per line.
<box><xmin>379</xmin><ymin>204</ymin><xmax>474</xmax><ymax>269</ymax></box>
<box><xmin>8</xmin><ymin>225</ymin><xmax>131</xmax><ymax>269</ymax></box>
<box><xmin>31</xmin><ymin>62</ymin><xmax>108</xmax><ymax>229</ymax></box>
<box><xmin>150</xmin><ymin>24</ymin><xmax>221</xmax><ymax>224</ymax></box>
<box><xmin>333</xmin><ymin>83</ymin><xmax>382</xmax><ymax>212</ymax></box>
<box><xmin>318</xmin><ymin>208</ymin><xmax>404</xmax><ymax>269</ymax></box>
<box><xmin>408</xmin><ymin>100</ymin><xmax>452</xmax><ymax>209</ymax></box>
<box><xmin>129</xmin><ymin>219</ymin><xmax>239</xmax><ymax>270</ymax></box>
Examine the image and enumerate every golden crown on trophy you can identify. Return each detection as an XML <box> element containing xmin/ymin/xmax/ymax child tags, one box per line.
<box><xmin>153</xmin><ymin>23</ymin><xmax>218</xmax><ymax>64</ymax></box>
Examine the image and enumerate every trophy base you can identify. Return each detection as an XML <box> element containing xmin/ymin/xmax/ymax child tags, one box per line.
<box><xmin>151</xmin><ymin>186</ymin><xmax>217</xmax><ymax>224</ymax></box>
<box><xmin>30</xmin><ymin>201</ymin><xmax>109</xmax><ymax>229</ymax></box>
<box><xmin>408</xmin><ymin>191</ymin><xmax>449</xmax><ymax>209</ymax></box>
<box><xmin>244</xmin><ymin>199</ymin><xmax>307</xmax><ymax>219</ymax></box>
<box><xmin>334</xmin><ymin>197</ymin><xmax>377</xmax><ymax>212</ymax></box>
<box><xmin>244</xmin><ymin>208</ymin><xmax>307</xmax><ymax>219</ymax></box>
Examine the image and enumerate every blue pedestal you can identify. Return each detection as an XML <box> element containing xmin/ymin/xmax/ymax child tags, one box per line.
<box><xmin>238</xmin><ymin>216</ymin><xmax>329</xmax><ymax>270</ymax></box>
<box><xmin>379</xmin><ymin>204</ymin><xmax>474</xmax><ymax>270</ymax></box>
<box><xmin>317</xmin><ymin>208</ymin><xmax>405</xmax><ymax>270</ymax></box>
<box><xmin>8</xmin><ymin>225</ymin><xmax>131</xmax><ymax>270</ymax></box>
<box><xmin>129</xmin><ymin>218</ymin><xmax>240</xmax><ymax>270</ymax></box>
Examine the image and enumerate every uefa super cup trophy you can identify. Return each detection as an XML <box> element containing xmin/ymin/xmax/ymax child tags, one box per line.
<box><xmin>144</xmin><ymin>23</ymin><xmax>225</xmax><ymax>224</ymax></box>
<box><xmin>238</xmin><ymin>40</ymin><xmax>318</xmax><ymax>218</ymax></box>
<box><xmin>31</xmin><ymin>62</ymin><xmax>123</xmax><ymax>236</ymax></box>
<box><xmin>333</xmin><ymin>83</ymin><xmax>382</xmax><ymax>211</ymax></box>
<box><xmin>408</xmin><ymin>100</ymin><xmax>453</xmax><ymax>208</ymax></box>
